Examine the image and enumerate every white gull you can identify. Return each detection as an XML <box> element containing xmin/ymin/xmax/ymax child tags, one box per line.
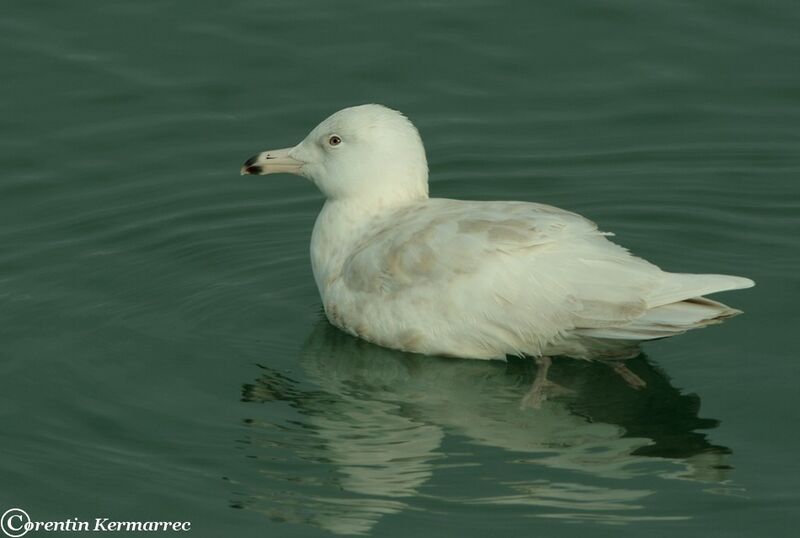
<box><xmin>241</xmin><ymin>104</ymin><xmax>754</xmax><ymax>373</ymax></box>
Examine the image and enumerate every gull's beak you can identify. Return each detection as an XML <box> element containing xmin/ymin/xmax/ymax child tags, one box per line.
<box><xmin>240</xmin><ymin>147</ymin><xmax>303</xmax><ymax>176</ymax></box>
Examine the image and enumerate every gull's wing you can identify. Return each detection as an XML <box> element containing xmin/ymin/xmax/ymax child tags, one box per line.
<box><xmin>337</xmin><ymin>200</ymin><xmax>648</xmax><ymax>352</ymax></box>
<box><xmin>335</xmin><ymin>199</ymin><xmax>751</xmax><ymax>359</ymax></box>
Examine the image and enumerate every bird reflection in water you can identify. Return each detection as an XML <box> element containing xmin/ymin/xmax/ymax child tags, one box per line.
<box><xmin>232</xmin><ymin>320</ymin><xmax>735</xmax><ymax>535</ymax></box>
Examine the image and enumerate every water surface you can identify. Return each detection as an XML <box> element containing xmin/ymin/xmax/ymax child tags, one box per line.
<box><xmin>1</xmin><ymin>1</ymin><xmax>798</xmax><ymax>536</ymax></box>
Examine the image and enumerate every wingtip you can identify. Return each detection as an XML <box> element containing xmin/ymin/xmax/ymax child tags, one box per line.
<box><xmin>737</xmin><ymin>277</ymin><xmax>756</xmax><ymax>289</ymax></box>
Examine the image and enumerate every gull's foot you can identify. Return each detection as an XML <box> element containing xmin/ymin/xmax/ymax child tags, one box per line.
<box><xmin>520</xmin><ymin>356</ymin><xmax>574</xmax><ymax>410</ymax></box>
<box><xmin>520</xmin><ymin>380</ymin><xmax>574</xmax><ymax>410</ymax></box>
<box><xmin>611</xmin><ymin>361</ymin><xmax>647</xmax><ymax>390</ymax></box>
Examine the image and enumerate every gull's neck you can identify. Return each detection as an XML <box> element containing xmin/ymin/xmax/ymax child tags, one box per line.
<box><xmin>310</xmin><ymin>191</ymin><xmax>428</xmax><ymax>298</ymax></box>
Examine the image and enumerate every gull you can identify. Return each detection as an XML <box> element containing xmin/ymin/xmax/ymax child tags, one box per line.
<box><xmin>241</xmin><ymin>104</ymin><xmax>754</xmax><ymax>403</ymax></box>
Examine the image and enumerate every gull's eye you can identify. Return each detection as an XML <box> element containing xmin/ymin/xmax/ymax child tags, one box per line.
<box><xmin>328</xmin><ymin>135</ymin><xmax>342</xmax><ymax>147</ymax></box>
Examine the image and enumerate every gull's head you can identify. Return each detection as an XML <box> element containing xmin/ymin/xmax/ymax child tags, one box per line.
<box><xmin>241</xmin><ymin>104</ymin><xmax>429</xmax><ymax>202</ymax></box>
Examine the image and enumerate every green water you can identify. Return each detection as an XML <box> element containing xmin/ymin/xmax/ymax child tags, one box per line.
<box><xmin>2</xmin><ymin>0</ymin><xmax>798</xmax><ymax>536</ymax></box>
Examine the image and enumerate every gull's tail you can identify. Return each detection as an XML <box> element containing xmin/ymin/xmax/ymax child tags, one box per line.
<box><xmin>575</xmin><ymin>273</ymin><xmax>755</xmax><ymax>341</ymax></box>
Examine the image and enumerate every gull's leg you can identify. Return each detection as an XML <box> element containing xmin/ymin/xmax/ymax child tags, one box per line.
<box><xmin>611</xmin><ymin>361</ymin><xmax>647</xmax><ymax>390</ymax></box>
<box><xmin>520</xmin><ymin>356</ymin><xmax>553</xmax><ymax>410</ymax></box>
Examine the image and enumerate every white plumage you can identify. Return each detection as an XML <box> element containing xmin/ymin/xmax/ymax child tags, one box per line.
<box><xmin>242</xmin><ymin>104</ymin><xmax>754</xmax><ymax>361</ymax></box>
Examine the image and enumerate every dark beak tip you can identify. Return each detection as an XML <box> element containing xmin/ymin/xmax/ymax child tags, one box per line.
<box><xmin>243</xmin><ymin>165</ymin><xmax>262</xmax><ymax>175</ymax></box>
